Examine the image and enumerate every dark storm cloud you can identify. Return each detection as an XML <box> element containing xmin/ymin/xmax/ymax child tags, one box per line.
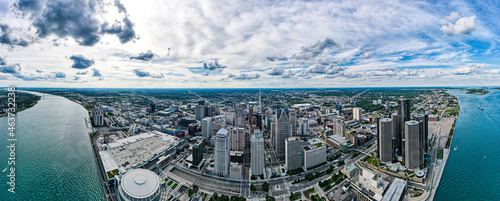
<box><xmin>91</xmin><ymin>68</ymin><xmax>102</xmax><ymax>77</ymax></box>
<box><xmin>130</xmin><ymin>50</ymin><xmax>155</xmax><ymax>61</ymax></box>
<box><xmin>13</xmin><ymin>0</ymin><xmax>136</xmax><ymax>46</ymax></box>
<box><xmin>69</xmin><ymin>55</ymin><xmax>94</xmax><ymax>69</ymax></box>
<box><xmin>0</xmin><ymin>63</ymin><xmax>21</xmax><ymax>74</ymax></box>
<box><xmin>0</xmin><ymin>24</ymin><xmax>32</xmax><ymax>47</ymax></box>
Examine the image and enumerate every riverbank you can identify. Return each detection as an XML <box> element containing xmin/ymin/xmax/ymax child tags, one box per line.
<box><xmin>0</xmin><ymin>90</ymin><xmax>41</xmax><ymax>117</ymax></box>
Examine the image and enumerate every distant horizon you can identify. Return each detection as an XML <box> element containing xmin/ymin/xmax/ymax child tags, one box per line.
<box><xmin>4</xmin><ymin>86</ymin><xmax>499</xmax><ymax>90</ymax></box>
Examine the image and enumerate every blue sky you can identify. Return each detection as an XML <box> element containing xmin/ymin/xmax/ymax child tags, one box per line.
<box><xmin>0</xmin><ymin>0</ymin><xmax>499</xmax><ymax>88</ymax></box>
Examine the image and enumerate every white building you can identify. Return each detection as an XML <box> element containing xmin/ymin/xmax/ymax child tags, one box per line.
<box><xmin>251</xmin><ymin>130</ymin><xmax>265</xmax><ymax>176</ymax></box>
<box><xmin>215</xmin><ymin>128</ymin><xmax>230</xmax><ymax>175</ymax></box>
<box><xmin>118</xmin><ymin>169</ymin><xmax>161</xmax><ymax>201</ymax></box>
<box><xmin>201</xmin><ymin>117</ymin><xmax>212</xmax><ymax>140</ymax></box>
<box><xmin>353</xmin><ymin>107</ymin><xmax>363</xmax><ymax>121</ymax></box>
<box><xmin>303</xmin><ymin>142</ymin><xmax>327</xmax><ymax>169</ymax></box>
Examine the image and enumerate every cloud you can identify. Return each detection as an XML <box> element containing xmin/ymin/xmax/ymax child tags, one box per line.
<box><xmin>227</xmin><ymin>73</ymin><xmax>260</xmax><ymax>80</ymax></box>
<box><xmin>266</xmin><ymin>55</ymin><xmax>288</xmax><ymax>62</ymax></box>
<box><xmin>0</xmin><ymin>24</ymin><xmax>32</xmax><ymax>47</ymax></box>
<box><xmin>132</xmin><ymin>69</ymin><xmax>163</xmax><ymax>78</ymax></box>
<box><xmin>14</xmin><ymin>0</ymin><xmax>136</xmax><ymax>46</ymax></box>
<box><xmin>0</xmin><ymin>56</ymin><xmax>6</xmax><ymax>65</ymax></box>
<box><xmin>130</xmin><ymin>50</ymin><xmax>155</xmax><ymax>61</ymax></box>
<box><xmin>267</xmin><ymin>67</ymin><xmax>285</xmax><ymax>76</ymax></box>
<box><xmin>306</xmin><ymin>64</ymin><xmax>345</xmax><ymax>75</ymax></box>
<box><xmin>69</xmin><ymin>55</ymin><xmax>94</xmax><ymax>69</ymax></box>
<box><xmin>451</xmin><ymin>63</ymin><xmax>487</xmax><ymax>75</ymax></box>
<box><xmin>49</xmin><ymin>72</ymin><xmax>66</xmax><ymax>79</ymax></box>
<box><xmin>0</xmin><ymin>63</ymin><xmax>21</xmax><ymax>74</ymax></box>
<box><xmin>76</xmin><ymin>70</ymin><xmax>88</xmax><ymax>75</ymax></box>
<box><xmin>36</xmin><ymin>70</ymin><xmax>43</xmax><ymax>73</ymax></box>
<box><xmin>440</xmin><ymin>13</ymin><xmax>476</xmax><ymax>36</ymax></box>
<box><xmin>293</xmin><ymin>38</ymin><xmax>340</xmax><ymax>60</ymax></box>
<box><xmin>203</xmin><ymin>59</ymin><xmax>227</xmax><ymax>71</ymax></box>
<box><xmin>91</xmin><ymin>68</ymin><xmax>102</xmax><ymax>77</ymax></box>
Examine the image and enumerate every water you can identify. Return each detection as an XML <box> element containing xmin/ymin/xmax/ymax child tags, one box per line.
<box><xmin>0</xmin><ymin>93</ymin><xmax>105</xmax><ymax>200</ymax></box>
<box><xmin>435</xmin><ymin>89</ymin><xmax>500</xmax><ymax>200</ymax></box>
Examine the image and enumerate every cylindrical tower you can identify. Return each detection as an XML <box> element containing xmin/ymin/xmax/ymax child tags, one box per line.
<box><xmin>119</xmin><ymin>169</ymin><xmax>161</xmax><ymax>201</ymax></box>
<box><xmin>379</xmin><ymin>118</ymin><xmax>393</xmax><ymax>162</ymax></box>
<box><xmin>404</xmin><ymin>120</ymin><xmax>422</xmax><ymax>169</ymax></box>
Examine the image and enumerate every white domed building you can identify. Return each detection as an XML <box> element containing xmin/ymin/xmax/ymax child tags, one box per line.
<box><xmin>119</xmin><ymin>169</ymin><xmax>161</xmax><ymax>201</ymax></box>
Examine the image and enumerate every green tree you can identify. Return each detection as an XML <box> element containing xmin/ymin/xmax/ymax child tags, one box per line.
<box><xmin>265</xmin><ymin>195</ymin><xmax>276</xmax><ymax>201</ymax></box>
<box><xmin>305</xmin><ymin>173</ymin><xmax>314</xmax><ymax>181</ymax></box>
<box><xmin>250</xmin><ymin>184</ymin><xmax>256</xmax><ymax>191</ymax></box>
<box><xmin>262</xmin><ymin>182</ymin><xmax>270</xmax><ymax>192</ymax></box>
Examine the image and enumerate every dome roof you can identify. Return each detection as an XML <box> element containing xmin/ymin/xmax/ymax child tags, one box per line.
<box><xmin>121</xmin><ymin>169</ymin><xmax>160</xmax><ymax>199</ymax></box>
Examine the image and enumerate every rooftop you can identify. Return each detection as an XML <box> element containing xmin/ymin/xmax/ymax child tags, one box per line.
<box><xmin>121</xmin><ymin>169</ymin><xmax>160</xmax><ymax>198</ymax></box>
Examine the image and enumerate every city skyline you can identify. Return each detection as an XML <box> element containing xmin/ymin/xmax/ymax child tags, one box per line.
<box><xmin>1</xmin><ymin>0</ymin><xmax>500</xmax><ymax>88</ymax></box>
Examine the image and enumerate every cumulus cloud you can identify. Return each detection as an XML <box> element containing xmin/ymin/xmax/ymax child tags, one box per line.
<box><xmin>13</xmin><ymin>0</ymin><xmax>136</xmax><ymax>46</ymax></box>
<box><xmin>451</xmin><ymin>64</ymin><xmax>486</xmax><ymax>75</ymax></box>
<box><xmin>267</xmin><ymin>67</ymin><xmax>285</xmax><ymax>76</ymax></box>
<box><xmin>0</xmin><ymin>24</ymin><xmax>32</xmax><ymax>47</ymax></box>
<box><xmin>0</xmin><ymin>56</ymin><xmax>6</xmax><ymax>65</ymax></box>
<box><xmin>203</xmin><ymin>59</ymin><xmax>226</xmax><ymax>71</ymax></box>
<box><xmin>0</xmin><ymin>63</ymin><xmax>21</xmax><ymax>74</ymax></box>
<box><xmin>132</xmin><ymin>69</ymin><xmax>163</xmax><ymax>78</ymax></box>
<box><xmin>306</xmin><ymin>64</ymin><xmax>345</xmax><ymax>75</ymax></box>
<box><xmin>227</xmin><ymin>73</ymin><xmax>260</xmax><ymax>80</ymax></box>
<box><xmin>36</xmin><ymin>70</ymin><xmax>43</xmax><ymax>73</ymax></box>
<box><xmin>440</xmin><ymin>12</ymin><xmax>476</xmax><ymax>36</ymax></box>
<box><xmin>69</xmin><ymin>55</ymin><xmax>94</xmax><ymax>69</ymax></box>
<box><xmin>130</xmin><ymin>50</ymin><xmax>155</xmax><ymax>61</ymax></box>
<box><xmin>293</xmin><ymin>38</ymin><xmax>340</xmax><ymax>60</ymax></box>
<box><xmin>49</xmin><ymin>71</ymin><xmax>66</xmax><ymax>79</ymax></box>
<box><xmin>76</xmin><ymin>70</ymin><xmax>88</xmax><ymax>75</ymax></box>
<box><xmin>91</xmin><ymin>68</ymin><xmax>102</xmax><ymax>77</ymax></box>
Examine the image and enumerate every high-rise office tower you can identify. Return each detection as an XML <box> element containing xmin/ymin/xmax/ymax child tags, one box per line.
<box><xmin>404</xmin><ymin>120</ymin><xmax>423</xmax><ymax>169</ymax></box>
<box><xmin>201</xmin><ymin>117</ymin><xmax>212</xmax><ymax>140</ymax></box>
<box><xmin>230</xmin><ymin>127</ymin><xmax>245</xmax><ymax>151</ymax></box>
<box><xmin>391</xmin><ymin>113</ymin><xmax>401</xmax><ymax>156</ymax></box>
<box><xmin>251</xmin><ymin>130</ymin><xmax>265</xmax><ymax>176</ymax></box>
<box><xmin>413</xmin><ymin>114</ymin><xmax>429</xmax><ymax>152</ymax></box>
<box><xmin>285</xmin><ymin>137</ymin><xmax>302</xmax><ymax>170</ymax></box>
<box><xmin>334</xmin><ymin>120</ymin><xmax>346</xmax><ymax>138</ymax></box>
<box><xmin>353</xmin><ymin>107</ymin><xmax>363</xmax><ymax>121</ymax></box>
<box><xmin>378</xmin><ymin>118</ymin><xmax>393</xmax><ymax>162</ymax></box>
<box><xmin>290</xmin><ymin>109</ymin><xmax>297</xmax><ymax>136</ymax></box>
<box><xmin>150</xmin><ymin>102</ymin><xmax>156</xmax><ymax>113</ymax></box>
<box><xmin>397</xmin><ymin>98</ymin><xmax>410</xmax><ymax>163</ymax></box>
<box><xmin>215</xmin><ymin>128</ymin><xmax>230</xmax><ymax>175</ymax></box>
<box><xmin>192</xmin><ymin>141</ymin><xmax>204</xmax><ymax>166</ymax></box>
<box><xmin>275</xmin><ymin>109</ymin><xmax>291</xmax><ymax>160</ymax></box>
<box><xmin>195</xmin><ymin>105</ymin><xmax>205</xmax><ymax>120</ymax></box>
<box><xmin>91</xmin><ymin>108</ymin><xmax>104</xmax><ymax>126</ymax></box>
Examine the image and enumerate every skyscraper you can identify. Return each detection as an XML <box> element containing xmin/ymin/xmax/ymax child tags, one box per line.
<box><xmin>353</xmin><ymin>107</ymin><xmax>363</xmax><ymax>121</ymax></box>
<box><xmin>215</xmin><ymin>128</ymin><xmax>230</xmax><ymax>175</ymax></box>
<box><xmin>290</xmin><ymin>109</ymin><xmax>297</xmax><ymax>136</ymax></box>
<box><xmin>230</xmin><ymin>127</ymin><xmax>245</xmax><ymax>151</ymax></box>
<box><xmin>285</xmin><ymin>137</ymin><xmax>302</xmax><ymax>171</ymax></box>
<box><xmin>414</xmin><ymin>114</ymin><xmax>429</xmax><ymax>152</ymax></box>
<box><xmin>251</xmin><ymin>130</ymin><xmax>264</xmax><ymax>176</ymax></box>
<box><xmin>195</xmin><ymin>105</ymin><xmax>205</xmax><ymax>120</ymax></box>
<box><xmin>378</xmin><ymin>118</ymin><xmax>393</xmax><ymax>162</ymax></box>
<box><xmin>201</xmin><ymin>117</ymin><xmax>212</xmax><ymax>140</ymax></box>
<box><xmin>334</xmin><ymin>120</ymin><xmax>346</xmax><ymax>138</ymax></box>
<box><xmin>192</xmin><ymin>141</ymin><xmax>204</xmax><ymax>166</ymax></box>
<box><xmin>391</xmin><ymin>113</ymin><xmax>401</xmax><ymax>157</ymax></box>
<box><xmin>275</xmin><ymin>109</ymin><xmax>291</xmax><ymax>160</ymax></box>
<box><xmin>404</xmin><ymin>120</ymin><xmax>423</xmax><ymax>169</ymax></box>
<box><xmin>397</xmin><ymin>98</ymin><xmax>410</xmax><ymax>163</ymax></box>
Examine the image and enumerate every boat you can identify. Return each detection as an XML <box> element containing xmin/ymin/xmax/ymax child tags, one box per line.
<box><xmin>453</xmin><ymin>146</ymin><xmax>457</xmax><ymax>151</ymax></box>
<box><xmin>478</xmin><ymin>105</ymin><xmax>483</xmax><ymax>110</ymax></box>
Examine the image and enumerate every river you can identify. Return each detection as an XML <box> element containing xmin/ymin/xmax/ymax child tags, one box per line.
<box><xmin>0</xmin><ymin>92</ymin><xmax>104</xmax><ymax>200</ymax></box>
